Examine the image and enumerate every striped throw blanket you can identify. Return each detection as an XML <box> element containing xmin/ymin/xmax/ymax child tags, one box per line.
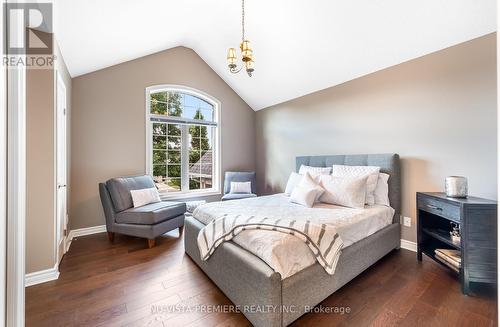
<box><xmin>197</xmin><ymin>214</ymin><xmax>344</xmax><ymax>275</ymax></box>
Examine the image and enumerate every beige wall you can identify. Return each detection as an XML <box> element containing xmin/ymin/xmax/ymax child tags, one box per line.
<box><xmin>26</xmin><ymin>40</ymin><xmax>72</xmax><ymax>274</ymax></box>
<box><xmin>256</xmin><ymin>33</ymin><xmax>497</xmax><ymax>242</ymax></box>
<box><xmin>26</xmin><ymin>68</ymin><xmax>55</xmax><ymax>273</ymax></box>
<box><xmin>70</xmin><ymin>46</ymin><xmax>255</xmax><ymax>230</ymax></box>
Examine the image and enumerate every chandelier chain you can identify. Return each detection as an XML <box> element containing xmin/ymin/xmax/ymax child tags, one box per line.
<box><xmin>242</xmin><ymin>0</ymin><xmax>245</xmax><ymax>41</ymax></box>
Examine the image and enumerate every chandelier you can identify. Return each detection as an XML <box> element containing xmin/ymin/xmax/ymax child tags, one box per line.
<box><xmin>226</xmin><ymin>0</ymin><xmax>254</xmax><ymax>77</ymax></box>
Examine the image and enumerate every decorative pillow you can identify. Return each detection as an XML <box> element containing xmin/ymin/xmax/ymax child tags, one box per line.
<box><xmin>374</xmin><ymin>173</ymin><xmax>390</xmax><ymax>206</ymax></box>
<box><xmin>331</xmin><ymin>165</ymin><xmax>380</xmax><ymax>205</ymax></box>
<box><xmin>284</xmin><ymin>172</ymin><xmax>303</xmax><ymax>196</ymax></box>
<box><xmin>230</xmin><ymin>181</ymin><xmax>252</xmax><ymax>194</ymax></box>
<box><xmin>289</xmin><ymin>185</ymin><xmax>318</xmax><ymax>208</ymax></box>
<box><xmin>298</xmin><ymin>172</ymin><xmax>325</xmax><ymax>202</ymax></box>
<box><xmin>284</xmin><ymin>171</ymin><xmax>322</xmax><ymax>196</ymax></box>
<box><xmin>319</xmin><ymin>175</ymin><xmax>368</xmax><ymax>209</ymax></box>
<box><xmin>298</xmin><ymin>165</ymin><xmax>332</xmax><ymax>176</ymax></box>
<box><xmin>130</xmin><ymin>187</ymin><xmax>161</xmax><ymax>208</ymax></box>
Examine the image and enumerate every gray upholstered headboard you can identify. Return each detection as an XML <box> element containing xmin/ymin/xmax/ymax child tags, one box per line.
<box><xmin>296</xmin><ymin>153</ymin><xmax>401</xmax><ymax>223</ymax></box>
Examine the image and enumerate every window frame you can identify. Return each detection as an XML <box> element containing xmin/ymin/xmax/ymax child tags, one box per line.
<box><xmin>145</xmin><ymin>85</ymin><xmax>221</xmax><ymax>199</ymax></box>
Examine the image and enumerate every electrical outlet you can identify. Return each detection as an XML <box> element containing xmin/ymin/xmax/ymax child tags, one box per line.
<box><xmin>403</xmin><ymin>216</ymin><xmax>412</xmax><ymax>227</ymax></box>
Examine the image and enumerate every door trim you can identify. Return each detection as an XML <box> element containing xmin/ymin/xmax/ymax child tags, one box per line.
<box><xmin>6</xmin><ymin>38</ymin><xmax>27</xmax><ymax>327</ymax></box>
<box><xmin>0</xmin><ymin>0</ymin><xmax>7</xmax><ymax>323</ymax></box>
<box><xmin>55</xmin><ymin>70</ymin><xmax>67</xmax><ymax>263</ymax></box>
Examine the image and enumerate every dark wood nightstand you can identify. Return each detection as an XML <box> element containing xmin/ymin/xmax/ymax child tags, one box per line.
<box><xmin>417</xmin><ymin>192</ymin><xmax>497</xmax><ymax>295</ymax></box>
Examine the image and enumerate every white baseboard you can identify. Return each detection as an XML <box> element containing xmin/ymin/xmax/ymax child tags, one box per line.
<box><xmin>66</xmin><ymin>224</ymin><xmax>106</xmax><ymax>251</ymax></box>
<box><xmin>26</xmin><ymin>225</ymin><xmax>106</xmax><ymax>287</ymax></box>
<box><xmin>68</xmin><ymin>224</ymin><xmax>106</xmax><ymax>240</ymax></box>
<box><xmin>400</xmin><ymin>239</ymin><xmax>417</xmax><ymax>252</ymax></box>
<box><xmin>25</xmin><ymin>264</ymin><xmax>59</xmax><ymax>287</ymax></box>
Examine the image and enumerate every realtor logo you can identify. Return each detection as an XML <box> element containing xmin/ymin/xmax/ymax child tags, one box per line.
<box><xmin>4</xmin><ymin>2</ymin><xmax>53</xmax><ymax>55</ymax></box>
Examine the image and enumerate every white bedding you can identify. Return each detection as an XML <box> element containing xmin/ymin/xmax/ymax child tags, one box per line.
<box><xmin>193</xmin><ymin>194</ymin><xmax>395</xmax><ymax>279</ymax></box>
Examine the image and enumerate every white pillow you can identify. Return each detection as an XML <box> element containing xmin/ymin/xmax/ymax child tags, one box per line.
<box><xmin>284</xmin><ymin>172</ymin><xmax>303</xmax><ymax>196</ymax></box>
<box><xmin>298</xmin><ymin>172</ymin><xmax>325</xmax><ymax>202</ymax></box>
<box><xmin>374</xmin><ymin>173</ymin><xmax>390</xmax><ymax>206</ymax></box>
<box><xmin>130</xmin><ymin>187</ymin><xmax>161</xmax><ymax>208</ymax></box>
<box><xmin>289</xmin><ymin>185</ymin><xmax>318</xmax><ymax>208</ymax></box>
<box><xmin>331</xmin><ymin>165</ymin><xmax>380</xmax><ymax>205</ymax></box>
<box><xmin>319</xmin><ymin>175</ymin><xmax>368</xmax><ymax>209</ymax></box>
<box><xmin>230</xmin><ymin>181</ymin><xmax>252</xmax><ymax>194</ymax></box>
<box><xmin>284</xmin><ymin>171</ymin><xmax>322</xmax><ymax>196</ymax></box>
<box><xmin>298</xmin><ymin>165</ymin><xmax>332</xmax><ymax>176</ymax></box>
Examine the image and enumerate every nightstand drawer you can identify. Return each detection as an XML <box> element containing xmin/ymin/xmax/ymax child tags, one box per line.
<box><xmin>418</xmin><ymin>196</ymin><xmax>460</xmax><ymax>222</ymax></box>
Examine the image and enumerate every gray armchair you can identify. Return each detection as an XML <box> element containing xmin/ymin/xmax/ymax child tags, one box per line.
<box><xmin>99</xmin><ymin>175</ymin><xmax>186</xmax><ymax>248</ymax></box>
<box><xmin>221</xmin><ymin>171</ymin><xmax>257</xmax><ymax>201</ymax></box>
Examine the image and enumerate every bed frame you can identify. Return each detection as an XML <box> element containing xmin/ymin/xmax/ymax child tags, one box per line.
<box><xmin>184</xmin><ymin>154</ymin><xmax>401</xmax><ymax>327</ymax></box>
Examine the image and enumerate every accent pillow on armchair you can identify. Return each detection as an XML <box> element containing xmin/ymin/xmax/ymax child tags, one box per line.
<box><xmin>230</xmin><ymin>181</ymin><xmax>252</xmax><ymax>194</ymax></box>
<box><xmin>222</xmin><ymin>171</ymin><xmax>257</xmax><ymax>201</ymax></box>
<box><xmin>130</xmin><ymin>187</ymin><xmax>161</xmax><ymax>207</ymax></box>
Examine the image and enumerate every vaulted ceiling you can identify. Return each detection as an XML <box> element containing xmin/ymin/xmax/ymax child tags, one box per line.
<box><xmin>54</xmin><ymin>0</ymin><xmax>496</xmax><ymax>110</ymax></box>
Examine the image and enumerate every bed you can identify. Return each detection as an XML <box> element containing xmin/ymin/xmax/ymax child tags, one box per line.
<box><xmin>184</xmin><ymin>154</ymin><xmax>401</xmax><ymax>327</ymax></box>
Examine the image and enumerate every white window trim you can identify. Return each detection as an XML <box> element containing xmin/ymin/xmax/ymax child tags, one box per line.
<box><xmin>145</xmin><ymin>84</ymin><xmax>221</xmax><ymax>199</ymax></box>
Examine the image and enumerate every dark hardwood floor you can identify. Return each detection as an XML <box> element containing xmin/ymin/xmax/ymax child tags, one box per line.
<box><xmin>26</xmin><ymin>230</ymin><xmax>497</xmax><ymax>327</ymax></box>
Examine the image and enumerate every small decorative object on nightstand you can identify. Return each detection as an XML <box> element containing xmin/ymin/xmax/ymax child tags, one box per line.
<box><xmin>417</xmin><ymin>192</ymin><xmax>497</xmax><ymax>295</ymax></box>
<box><xmin>445</xmin><ymin>176</ymin><xmax>468</xmax><ymax>198</ymax></box>
<box><xmin>449</xmin><ymin>222</ymin><xmax>460</xmax><ymax>243</ymax></box>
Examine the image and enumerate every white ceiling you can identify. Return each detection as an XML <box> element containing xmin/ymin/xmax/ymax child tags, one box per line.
<box><xmin>54</xmin><ymin>0</ymin><xmax>496</xmax><ymax>110</ymax></box>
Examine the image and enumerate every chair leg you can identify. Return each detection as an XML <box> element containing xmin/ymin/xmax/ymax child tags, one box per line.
<box><xmin>107</xmin><ymin>232</ymin><xmax>115</xmax><ymax>242</ymax></box>
<box><xmin>148</xmin><ymin>239</ymin><xmax>156</xmax><ymax>248</ymax></box>
<box><xmin>179</xmin><ymin>225</ymin><xmax>184</xmax><ymax>234</ymax></box>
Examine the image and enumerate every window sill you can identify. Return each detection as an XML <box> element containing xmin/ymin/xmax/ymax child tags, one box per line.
<box><xmin>158</xmin><ymin>190</ymin><xmax>221</xmax><ymax>201</ymax></box>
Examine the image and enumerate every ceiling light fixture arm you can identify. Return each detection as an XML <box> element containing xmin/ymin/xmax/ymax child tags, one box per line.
<box><xmin>229</xmin><ymin>64</ymin><xmax>243</xmax><ymax>74</ymax></box>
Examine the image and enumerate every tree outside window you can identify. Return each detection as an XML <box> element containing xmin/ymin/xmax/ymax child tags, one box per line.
<box><xmin>148</xmin><ymin>87</ymin><xmax>217</xmax><ymax>196</ymax></box>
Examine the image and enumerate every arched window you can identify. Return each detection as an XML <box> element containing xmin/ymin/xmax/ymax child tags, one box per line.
<box><xmin>146</xmin><ymin>85</ymin><xmax>220</xmax><ymax>197</ymax></box>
